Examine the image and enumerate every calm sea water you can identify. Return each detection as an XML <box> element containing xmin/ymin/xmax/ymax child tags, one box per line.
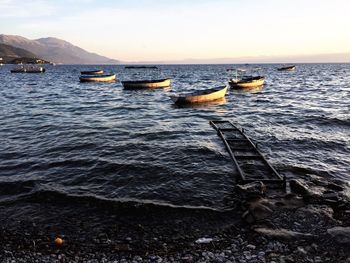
<box><xmin>0</xmin><ymin>64</ymin><xmax>349</xmax><ymax>210</ymax></box>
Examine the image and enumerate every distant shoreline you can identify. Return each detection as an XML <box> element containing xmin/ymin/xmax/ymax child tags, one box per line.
<box><xmin>2</xmin><ymin>62</ymin><xmax>349</xmax><ymax>66</ymax></box>
<box><xmin>3</xmin><ymin>61</ymin><xmax>349</xmax><ymax>65</ymax></box>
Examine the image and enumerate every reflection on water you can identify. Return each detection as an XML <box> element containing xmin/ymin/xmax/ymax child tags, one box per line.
<box><xmin>172</xmin><ymin>97</ymin><xmax>227</xmax><ymax>109</ymax></box>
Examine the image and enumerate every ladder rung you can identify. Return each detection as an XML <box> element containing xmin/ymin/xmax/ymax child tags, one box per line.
<box><xmin>226</xmin><ymin>139</ymin><xmax>247</xmax><ymax>142</ymax></box>
<box><xmin>231</xmin><ymin>147</ymin><xmax>255</xmax><ymax>151</ymax></box>
<box><xmin>211</xmin><ymin>120</ymin><xmax>229</xmax><ymax>124</ymax></box>
<box><xmin>242</xmin><ymin>179</ymin><xmax>284</xmax><ymax>183</ymax></box>
<box><xmin>219</xmin><ymin>128</ymin><xmax>239</xmax><ymax>132</ymax></box>
<box><xmin>235</xmin><ymin>155</ymin><xmax>262</xmax><ymax>159</ymax></box>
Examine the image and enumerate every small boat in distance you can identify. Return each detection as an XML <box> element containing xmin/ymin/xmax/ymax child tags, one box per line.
<box><xmin>228</xmin><ymin>68</ymin><xmax>265</xmax><ymax>89</ymax></box>
<box><xmin>79</xmin><ymin>73</ymin><xmax>116</xmax><ymax>82</ymax></box>
<box><xmin>170</xmin><ymin>85</ymin><xmax>228</xmax><ymax>105</ymax></box>
<box><xmin>229</xmin><ymin>76</ymin><xmax>265</xmax><ymax>89</ymax></box>
<box><xmin>80</xmin><ymin>70</ymin><xmax>104</xmax><ymax>75</ymax></box>
<box><xmin>125</xmin><ymin>65</ymin><xmax>158</xmax><ymax>69</ymax></box>
<box><xmin>122</xmin><ymin>78</ymin><xmax>171</xmax><ymax>89</ymax></box>
<box><xmin>277</xmin><ymin>65</ymin><xmax>296</xmax><ymax>71</ymax></box>
<box><xmin>11</xmin><ymin>65</ymin><xmax>45</xmax><ymax>73</ymax></box>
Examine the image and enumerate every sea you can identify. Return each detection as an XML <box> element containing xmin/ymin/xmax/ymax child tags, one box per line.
<box><xmin>0</xmin><ymin>64</ymin><xmax>349</xmax><ymax>211</ymax></box>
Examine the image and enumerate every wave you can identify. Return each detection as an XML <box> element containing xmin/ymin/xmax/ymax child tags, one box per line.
<box><xmin>301</xmin><ymin>115</ymin><xmax>350</xmax><ymax>128</ymax></box>
<box><xmin>0</xmin><ymin>180</ymin><xmax>37</xmax><ymax>196</ymax></box>
<box><xmin>278</xmin><ymin>164</ymin><xmax>334</xmax><ymax>178</ymax></box>
<box><xmin>0</xmin><ymin>182</ymin><xmax>229</xmax><ymax>213</ymax></box>
<box><xmin>274</xmin><ymin>137</ymin><xmax>349</xmax><ymax>151</ymax></box>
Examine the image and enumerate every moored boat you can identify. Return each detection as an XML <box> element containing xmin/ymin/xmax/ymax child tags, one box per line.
<box><xmin>80</xmin><ymin>70</ymin><xmax>104</xmax><ymax>75</ymax></box>
<box><xmin>228</xmin><ymin>76</ymin><xmax>265</xmax><ymax>89</ymax></box>
<box><xmin>11</xmin><ymin>65</ymin><xmax>45</xmax><ymax>73</ymax></box>
<box><xmin>170</xmin><ymin>85</ymin><xmax>228</xmax><ymax>105</ymax></box>
<box><xmin>79</xmin><ymin>73</ymin><xmax>116</xmax><ymax>82</ymax></box>
<box><xmin>122</xmin><ymin>78</ymin><xmax>171</xmax><ymax>89</ymax></box>
<box><xmin>125</xmin><ymin>66</ymin><xmax>158</xmax><ymax>69</ymax></box>
<box><xmin>277</xmin><ymin>65</ymin><xmax>296</xmax><ymax>71</ymax></box>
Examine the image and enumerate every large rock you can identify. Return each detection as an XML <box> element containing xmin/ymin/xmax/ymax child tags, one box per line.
<box><xmin>327</xmin><ymin>227</ymin><xmax>350</xmax><ymax>244</ymax></box>
<box><xmin>242</xmin><ymin>198</ymin><xmax>274</xmax><ymax>223</ymax></box>
<box><xmin>290</xmin><ymin>179</ymin><xmax>314</xmax><ymax>196</ymax></box>
<box><xmin>236</xmin><ymin>181</ymin><xmax>266</xmax><ymax>198</ymax></box>
<box><xmin>275</xmin><ymin>194</ymin><xmax>304</xmax><ymax>208</ymax></box>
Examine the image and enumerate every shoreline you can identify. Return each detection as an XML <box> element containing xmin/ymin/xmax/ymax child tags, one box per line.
<box><xmin>1</xmin><ymin>178</ymin><xmax>349</xmax><ymax>262</ymax></box>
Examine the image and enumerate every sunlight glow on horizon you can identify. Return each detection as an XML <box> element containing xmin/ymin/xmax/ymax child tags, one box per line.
<box><xmin>1</xmin><ymin>0</ymin><xmax>350</xmax><ymax>62</ymax></box>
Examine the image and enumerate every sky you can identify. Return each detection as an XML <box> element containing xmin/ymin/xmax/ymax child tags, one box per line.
<box><xmin>1</xmin><ymin>0</ymin><xmax>350</xmax><ymax>62</ymax></box>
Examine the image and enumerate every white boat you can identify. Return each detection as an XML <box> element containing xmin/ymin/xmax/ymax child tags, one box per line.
<box><xmin>122</xmin><ymin>78</ymin><xmax>171</xmax><ymax>89</ymax></box>
<box><xmin>277</xmin><ymin>65</ymin><xmax>296</xmax><ymax>71</ymax></box>
<box><xmin>171</xmin><ymin>86</ymin><xmax>228</xmax><ymax>105</ymax></box>
<box><xmin>229</xmin><ymin>76</ymin><xmax>265</xmax><ymax>89</ymax></box>
<box><xmin>79</xmin><ymin>73</ymin><xmax>116</xmax><ymax>82</ymax></box>
<box><xmin>228</xmin><ymin>68</ymin><xmax>265</xmax><ymax>89</ymax></box>
<box><xmin>80</xmin><ymin>70</ymin><xmax>104</xmax><ymax>75</ymax></box>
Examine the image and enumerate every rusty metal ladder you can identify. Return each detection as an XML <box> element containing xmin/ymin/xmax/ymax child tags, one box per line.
<box><xmin>210</xmin><ymin>120</ymin><xmax>285</xmax><ymax>187</ymax></box>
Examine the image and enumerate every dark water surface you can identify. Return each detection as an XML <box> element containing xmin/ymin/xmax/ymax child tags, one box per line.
<box><xmin>0</xmin><ymin>64</ymin><xmax>349</xmax><ymax>210</ymax></box>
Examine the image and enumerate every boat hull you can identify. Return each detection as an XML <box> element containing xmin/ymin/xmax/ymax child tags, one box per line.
<box><xmin>122</xmin><ymin>78</ymin><xmax>171</xmax><ymax>89</ymax></box>
<box><xmin>81</xmin><ymin>70</ymin><xmax>104</xmax><ymax>75</ymax></box>
<box><xmin>79</xmin><ymin>74</ymin><xmax>116</xmax><ymax>82</ymax></box>
<box><xmin>277</xmin><ymin>66</ymin><xmax>296</xmax><ymax>71</ymax></box>
<box><xmin>229</xmin><ymin>77</ymin><xmax>265</xmax><ymax>89</ymax></box>
<box><xmin>171</xmin><ymin>86</ymin><xmax>228</xmax><ymax>105</ymax></box>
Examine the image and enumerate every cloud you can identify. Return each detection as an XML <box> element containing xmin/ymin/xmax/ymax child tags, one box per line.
<box><xmin>0</xmin><ymin>0</ymin><xmax>56</xmax><ymax>18</ymax></box>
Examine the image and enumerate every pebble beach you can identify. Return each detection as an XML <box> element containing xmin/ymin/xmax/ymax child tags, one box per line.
<box><xmin>1</xmin><ymin>175</ymin><xmax>349</xmax><ymax>263</ymax></box>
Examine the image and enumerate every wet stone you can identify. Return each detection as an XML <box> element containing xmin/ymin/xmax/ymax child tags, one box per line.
<box><xmin>296</xmin><ymin>247</ymin><xmax>307</xmax><ymax>255</ymax></box>
<box><xmin>247</xmin><ymin>244</ymin><xmax>256</xmax><ymax>250</ymax></box>
<box><xmin>236</xmin><ymin>181</ymin><xmax>266</xmax><ymax>198</ymax></box>
<box><xmin>327</xmin><ymin>226</ymin><xmax>350</xmax><ymax>244</ymax></box>
<box><xmin>258</xmin><ymin>251</ymin><xmax>265</xmax><ymax>257</ymax></box>
<box><xmin>326</xmin><ymin>183</ymin><xmax>344</xmax><ymax>192</ymax></box>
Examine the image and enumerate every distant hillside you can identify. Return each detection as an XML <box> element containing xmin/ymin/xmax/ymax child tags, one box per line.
<box><xmin>0</xmin><ymin>43</ymin><xmax>49</xmax><ymax>63</ymax></box>
<box><xmin>0</xmin><ymin>43</ymin><xmax>37</xmax><ymax>58</ymax></box>
<box><xmin>135</xmin><ymin>53</ymin><xmax>350</xmax><ymax>64</ymax></box>
<box><xmin>0</xmin><ymin>34</ymin><xmax>119</xmax><ymax>64</ymax></box>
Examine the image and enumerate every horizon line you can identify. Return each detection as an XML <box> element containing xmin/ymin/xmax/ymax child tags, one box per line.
<box><xmin>41</xmin><ymin>62</ymin><xmax>350</xmax><ymax>65</ymax></box>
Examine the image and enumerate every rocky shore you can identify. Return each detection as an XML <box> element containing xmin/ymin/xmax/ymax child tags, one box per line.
<box><xmin>0</xmin><ymin>175</ymin><xmax>349</xmax><ymax>263</ymax></box>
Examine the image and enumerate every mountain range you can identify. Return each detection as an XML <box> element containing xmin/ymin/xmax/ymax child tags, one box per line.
<box><xmin>0</xmin><ymin>34</ymin><xmax>119</xmax><ymax>64</ymax></box>
<box><xmin>133</xmin><ymin>53</ymin><xmax>350</xmax><ymax>64</ymax></box>
<box><xmin>0</xmin><ymin>43</ymin><xmax>39</xmax><ymax>63</ymax></box>
<box><xmin>1</xmin><ymin>34</ymin><xmax>349</xmax><ymax>64</ymax></box>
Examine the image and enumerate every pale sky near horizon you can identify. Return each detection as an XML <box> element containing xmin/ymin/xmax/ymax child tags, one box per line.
<box><xmin>1</xmin><ymin>0</ymin><xmax>350</xmax><ymax>62</ymax></box>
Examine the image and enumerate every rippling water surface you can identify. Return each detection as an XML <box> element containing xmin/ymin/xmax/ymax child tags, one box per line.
<box><xmin>0</xmin><ymin>64</ymin><xmax>349</xmax><ymax>210</ymax></box>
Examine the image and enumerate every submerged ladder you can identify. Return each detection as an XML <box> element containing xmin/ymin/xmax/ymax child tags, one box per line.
<box><xmin>210</xmin><ymin>120</ymin><xmax>285</xmax><ymax>186</ymax></box>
